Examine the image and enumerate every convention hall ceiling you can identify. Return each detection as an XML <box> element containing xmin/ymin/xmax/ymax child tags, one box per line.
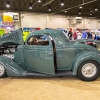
<box><xmin>0</xmin><ymin>0</ymin><xmax>100</xmax><ymax>18</ymax></box>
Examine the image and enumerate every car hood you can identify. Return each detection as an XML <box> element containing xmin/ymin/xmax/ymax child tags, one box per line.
<box><xmin>0</xmin><ymin>28</ymin><xmax>24</xmax><ymax>46</ymax></box>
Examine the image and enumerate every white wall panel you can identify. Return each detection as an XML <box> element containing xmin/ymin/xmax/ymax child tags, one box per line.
<box><xmin>85</xmin><ymin>18</ymin><xmax>91</xmax><ymax>29</ymax></box>
<box><xmin>47</xmin><ymin>15</ymin><xmax>64</xmax><ymax>28</ymax></box>
<box><xmin>20</xmin><ymin>13</ymin><xmax>100</xmax><ymax>30</ymax></box>
<box><xmin>75</xmin><ymin>23</ymin><xmax>82</xmax><ymax>28</ymax></box>
<box><xmin>21</xmin><ymin>13</ymin><xmax>69</xmax><ymax>29</ymax></box>
<box><xmin>91</xmin><ymin>19</ymin><xmax>98</xmax><ymax>29</ymax></box>
<box><xmin>21</xmin><ymin>13</ymin><xmax>46</xmax><ymax>28</ymax></box>
<box><xmin>98</xmin><ymin>20</ymin><xmax>100</xmax><ymax>29</ymax></box>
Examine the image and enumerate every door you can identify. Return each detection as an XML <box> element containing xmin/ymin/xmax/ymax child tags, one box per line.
<box><xmin>24</xmin><ymin>34</ymin><xmax>55</xmax><ymax>75</ymax></box>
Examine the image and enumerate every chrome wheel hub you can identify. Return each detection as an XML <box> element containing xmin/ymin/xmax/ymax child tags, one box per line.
<box><xmin>81</xmin><ymin>63</ymin><xmax>97</xmax><ymax>78</ymax></box>
<box><xmin>0</xmin><ymin>64</ymin><xmax>5</xmax><ymax>76</ymax></box>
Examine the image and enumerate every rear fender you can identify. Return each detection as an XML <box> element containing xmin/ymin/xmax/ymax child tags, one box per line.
<box><xmin>0</xmin><ymin>56</ymin><xmax>27</xmax><ymax>76</ymax></box>
<box><xmin>72</xmin><ymin>52</ymin><xmax>100</xmax><ymax>75</ymax></box>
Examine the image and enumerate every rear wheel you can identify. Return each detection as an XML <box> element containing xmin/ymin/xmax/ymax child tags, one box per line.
<box><xmin>77</xmin><ymin>61</ymin><xmax>100</xmax><ymax>81</ymax></box>
<box><xmin>0</xmin><ymin>64</ymin><xmax>7</xmax><ymax>78</ymax></box>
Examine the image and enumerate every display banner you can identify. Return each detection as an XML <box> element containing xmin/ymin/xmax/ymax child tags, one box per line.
<box><xmin>3</xmin><ymin>13</ymin><xmax>13</xmax><ymax>22</ymax></box>
<box><xmin>2</xmin><ymin>22</ymin><xmax>14</xmax><ymax>26</ymax></box>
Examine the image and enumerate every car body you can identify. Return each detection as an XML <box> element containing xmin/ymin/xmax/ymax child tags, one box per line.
<box><xmin>0</xmin><ymin>29</ymin><xmax>100</xmax><ymax>81</ymax></box>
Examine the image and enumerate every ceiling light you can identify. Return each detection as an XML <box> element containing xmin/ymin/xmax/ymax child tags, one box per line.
<box><xmin>38</xmin><ymin>0</ymin><xmax>41</xmax><ymax>3</ymax></box>
<box><xmin>95</xmin><ymin>8</ymin><xmax>98</xmax><ymax>11</ymax></box>
<box><xmin>95</xmin><ymin>6</ymin><xmax>98</xmax><ymax>11</ymax></box>
<box><xmin>48</xmin><ymin>9</ymin><xmax>51</xmax><ymax>11</ymax></box>
<box><xmin>48</xmin><ymin>6</ymin><xmax>51</xmax><ymax>11</ymax></box>
<box><xmin>6</xmin><ymin>4</ymin><xmax>10</xmax><ymax>8</ymax></box>
<box><xmin>29</xmin><ymin>6</ymin><xmax>32</xmax><ymax>9</ymax></box>
<box><xmin>79</xmin><ymin>6</ymin><xmax>82</xmax><ymax>9</ymax></box>
<box><xmin>61</xmin><ymin>0</ymin><xmax>64</xmax><ymax>6</ymax></box>
<box><xmin>78</xmin><ymin>10</ymin><xmax>81</xmax><ymax>15</ymax></box>
<box><xmin>6</xmin><ymin>0</ymin><xmax>10</xmax><ymax>8</ymax></box>
<box><xmin>61</xmin><ymin>3</ymin><xmax>64</xmax><ymax>6</ymax></box>
<box><xmin>29</xmin><ymin>3</ymin><xmax>32</xmax><ymax>9</ymax></box>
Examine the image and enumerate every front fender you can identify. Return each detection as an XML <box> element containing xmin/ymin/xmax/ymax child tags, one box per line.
<box><xmin>72</xmin><ymin>52</ymin><xmax>100</xmax><ymax>75</ymax></box>
<box><xmin>0</xmin><ymin>56</ymin><xmax>27</xmax><ymax>76</ymax></box>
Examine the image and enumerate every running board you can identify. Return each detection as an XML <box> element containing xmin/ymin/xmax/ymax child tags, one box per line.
<box><xmin>26</xmin><ymin>71</ymin><xmax>73</xmax><ymax>77</ymax></box>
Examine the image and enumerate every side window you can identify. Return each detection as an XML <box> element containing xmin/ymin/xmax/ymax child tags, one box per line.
<box><xmin>27</xmin><ymin>35</ymin><xmax>49</xmax><ymax>46</ymax></box>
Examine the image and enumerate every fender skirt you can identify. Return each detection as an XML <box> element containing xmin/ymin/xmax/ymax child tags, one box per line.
<box><xmin>0</xmin><ymin>56</ymin><xmax>27</xmax><ymax>76</ymax></box>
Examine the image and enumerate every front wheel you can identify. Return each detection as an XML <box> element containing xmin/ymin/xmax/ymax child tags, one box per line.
<box><xmin>77</xmin><ymin>61</ymin><xmax>100</xmax><ymax>81</ymax></box>
<box><xmin>0</xmin><ymin>64</ymin><xmax>7</xmax><ymax>78</ymax></box>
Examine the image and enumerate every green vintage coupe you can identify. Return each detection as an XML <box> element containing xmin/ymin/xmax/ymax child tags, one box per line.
<box><xmin>0</xmin><ymin>29</ymin><xmax>100</xmax><ymax>81</ymax></box>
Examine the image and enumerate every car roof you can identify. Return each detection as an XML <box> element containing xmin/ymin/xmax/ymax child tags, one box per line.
<box><xmin>26</xmin><ymin>29</ymin><xmax>69</xmax><ymax>43</ymax></box>
<box><xmin>29</xmin><ymin>29</ymin><xmax>63</xmax><ymax>37</ymax></box>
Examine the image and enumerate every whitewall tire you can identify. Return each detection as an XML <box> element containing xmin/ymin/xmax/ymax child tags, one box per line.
<box><xmin>0</xmin><ymin>64</ymin><xmax>7</xmax><ymax>78</ymax></box>
<box><xmin>77</xmin><ymin>61</ymin><xmax>100</xmax><ymax>81</ymax></box>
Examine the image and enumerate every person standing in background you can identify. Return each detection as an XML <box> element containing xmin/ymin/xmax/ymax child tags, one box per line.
<box><xmin>87</xmin><ymin>30</ymin><xmax>92</xmax><ymax>39</ymax></box>
<box><xmin>92</xmin><ymin>32</ymin><xmax>96</xmax><ymax>40</ymax></box>
<box><xmin>77</xmin><ymin>31</ymin><xmax>81</xmax><ymax>39</ymax></box>
<box><xmin>68</xmin><ymin>31</ymin><xmax>72</xmax><ymax>40</ymax></box>
<box><xmin>81</xmin><ymin>30</ymin><xmax>87</xmax><ymax>39</ymax></box>
<box><xmin>65</xmin><ymin>30</ymin><xmax>68</xmax><ymax>38</ymax></box>
<box><xmin>73</xmin><ymin>29</ymin><xmax>77</xmax><ymax>40</ymax></box>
